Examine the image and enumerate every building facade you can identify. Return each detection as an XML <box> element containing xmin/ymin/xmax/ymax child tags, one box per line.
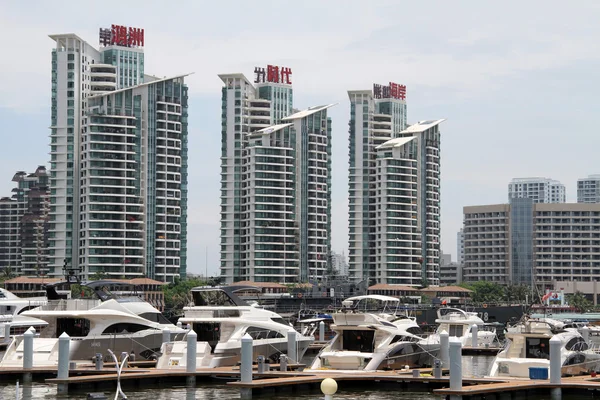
<box><xmin>349</xmin><ymin>108</ymin><xmax>444</xmax><ymax>287</ymax></box>
<box><xmin>48</xmin><ymin>27</ymin><xmax>188</xmax><ymax>281</ymax></box>
<box><xmin>577</xmin><ymin>175</ymin><xmax>600</xmax><ymax>203</ymax></box>
<box><xmin>508</xmin><ymin>177</ymin><xmax>566</xmax><ymax>203</ymax></box>
<box><xmin>456</xmin><ymin>228</ymin><xmax>464</xmax><ymax>264</ymax></box>
<box><xmin>463</xmin><ymin>202</ymin><xmax>600</xmax><ymax>287</ymax></box>
<box><xmin>0</xmin><ymin>167</ymin><xmax>50</xmax><ymax>276</ymax></box>
<box><xmin>330</xmin><ymin>251</ymin><xmax>349</xmax><ymax>276</ymax></box>
<box><xmin>219</xmin><ymin>66</ymin><xmax>333</xmax><ymax>284</ymax></box>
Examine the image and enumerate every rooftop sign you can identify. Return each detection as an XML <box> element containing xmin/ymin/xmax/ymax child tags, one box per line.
<box><xmin>254</xmin><ymin>65</ymin><xmax>292</xmax><ymax>85</ymax></box>
<box><xmin>99</xmin><ymin>24</ymin><xmax>144</xmax><ymax>48</ymax></box>
<box><xmin>373</xmin><ymin>82</ymin><xmax>406</xmax><ymax>100</ymax></box>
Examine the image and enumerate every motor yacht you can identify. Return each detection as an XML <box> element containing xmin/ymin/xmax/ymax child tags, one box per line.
<box><xmin>489</xmin><ymin>318</ymin><xmax>600</xmax><ymax>378</ymax></box>
<box><xmin>0</xmin><ymin>281</ymin><xmax>187</xmax><ymax>367</ymax></box>
<box><xmin>0</xmin><ymin>288</ymin><xmax>46</xmax><ymax>320</ymax></box>
<box><xmin>427</xmin><ymin>308</ymin><xmax>497</xmax><ymax>347</ymax></box>
<box><xmin>158</xmin><ymin>286</ymin><xmax>313</xmax><ymax>368</ymax></box>
<box><xmin>307</xmin><ymin>295</ymin><xmax>438</xmax><ymax>372</ymax></box>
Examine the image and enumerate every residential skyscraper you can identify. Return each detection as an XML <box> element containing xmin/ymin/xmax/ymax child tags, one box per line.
<box><xmin>219</xmin><ymin>66</ymin><xmax>333</xmax><ymax>284</ymax></box>
<box><xmin>508</xmin><ymin>177</ymin><xmax>565</xmax><ymax>203</ymax></box>
<box><xmin>577</xmin><ymin>175</ymin><xmax>600</xmax><ymax>203</ymax></box>
<box><xmin>347</xmin><ymin>83</ymin><xmax>407</xmax><ymax>284</ymax></box>
<box><xmin>48</xmin><ymin>26</ymin><xmax>189</xmax><ymax>281</ymax></box>
<box><xmin>0</xmin><ymin>167</ymin><xmax>50</xmax><ymax>276</ymax></box>
<box><xmin>347</xmin><ymin>84</ymin><xmax>443</xmax><ymax>287</ymax></box>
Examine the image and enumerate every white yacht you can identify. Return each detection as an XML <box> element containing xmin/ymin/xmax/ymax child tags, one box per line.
<box><xmin>0</xmin><ymin>281</ymin><xmax>187</xmax><ymax>367</ymax></box>
<box><xmin>159</xmin><ymin>286</ymin><xmax>313</xmax><ymax>368</ymax></box>
<box><xmin>307</xmin><ymin>295</ymin><xmax>438</xmax><ymax>372</ymax></box>
<box><xmin>0</xmin><ymin>288</ymin><xmax>46</xmax><ymax>320</ymax></box>
<box><xmin>427</xmin><ymin>308</ymin><xmax>497</xmax><ymax>347</ymax></box>
<box><xmin>489</xmin><ymin>318</ymin><xmax>600</xmax><ymax>378</ymax></box>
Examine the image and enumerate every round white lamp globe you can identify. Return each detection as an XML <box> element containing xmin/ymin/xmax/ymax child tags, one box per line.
<box><xmin>321</xmin><ymin>378</ymin><xmax>338</xmax><ymax>396</ymax></box>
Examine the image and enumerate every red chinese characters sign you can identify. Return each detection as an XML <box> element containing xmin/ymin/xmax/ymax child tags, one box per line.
<box><xmin>99</xmin><ymin>25</ymin><xmax>144</xmax><ymax>48</ymax></box>
<box><xmin>373</xmin><ymin>82</ymin><xmax>406</xmax><ymax>100</ymax></box>
<box><xmin>254</xmin><ymin>65</ymin><xmax>292</xmax><ymax>85</ymax></box>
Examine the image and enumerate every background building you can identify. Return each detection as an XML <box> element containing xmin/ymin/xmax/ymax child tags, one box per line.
<box><xmin>219</xmin><ymin>67</ymin><xmax>333</xmax><ymax>284</ymax></box>
<box><xmin>577</xmin><ymin>175</ymin><xmax>600</xmax><ymax>203</ymax></box>
<box><xmin>48</xmin><ymin>27</ymin><xmax>189</xmax><ymax>281</ymax></box>
<box><xmin>508</xmin><ymin>177</ymin><xmax>566</xmax><ymax>203</ymax></box>
<box><xmin>330</xmin><ymin>251</ymin><xmax>349</xmax><ymax>276</ymax></box>
<box><xmin>0</xmin><ymin>167</ymin><xmax>50</xmax><ymax>276</ymax></box>
<box><xmin>347</xmin><ymin>84</ymin><xmax>407</xmax><ymax>285</ymax></box>
<box><xmin>463</xmin><ymin>202</ymin><xmax>600</xmax><ymax>287</ymax></box>
<box><xmin>456</xmin><ymin>228</ymin><xmax>464</xmax><ymax>264</ymax></box>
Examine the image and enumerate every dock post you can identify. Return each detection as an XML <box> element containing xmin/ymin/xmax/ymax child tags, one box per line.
<box><xmin>321</xmin><ymin>378</ymin><xmax>338</xmax><ymax>400</ymax></box>
<box><xmin>287</xmin><ymin>330</ymin><xmax>298</xmax><ymax>364</ymax></box>
<box><xmin>279</xmin><ymin>354</ymin><xmax>288</xmax><ymax>371</ymax></box>
<box><xmin>256</xmin><ymin>356</ymin><xmax>265</xmax><ymax>374</ymax></box>
<box><xmin>440</xmin><ymin>330</ymin><xmax>449</xmax><ymax>367</ymax></box>
<box><xmin>581</xmin><ymin>326</ymin><xmax>590</xmax><ymax>343</ymax></box>
<box><xmin>186</xmin><ymin>329</ymin><xmax>197</xmax><ymax>387</ymax></box>
<box><xmin>240</xmin><ymin>333</ymin><xmax>253</xmax><ymax>400</ymax></box>
<box><xmin>449</xmin><ymin>338</ymin><xmax>463</xmax><ymax>394</ymax></box>
<box><xmin>550</xmin><ymin>335</ymin><xmax>561</xmax><ymax>384</ymax></box>
<box><xmin>319</xmin><ymin>321</ymin><xmax>325</xmax><ymax>342</ymax></box>
<box><xmin>162</xmin><ymin>327</ymin><xmax>171</xmax><ymax>344</ymax></box>
<box><xmin>471</xmin><ymin>324</ymin><xmax>478</xmax><ymax>348</ymax></box>
<box><xmin>57</xmin><ymin>332</ymin><xmax>70</xmax><ymax>394</ymax></box>
<box><xmin>22</xmin><ymin>327</ymin><xmax>34</xmax><ymax>383</ymax></box>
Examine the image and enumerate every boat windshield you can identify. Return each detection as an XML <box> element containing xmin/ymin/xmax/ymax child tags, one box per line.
<box><xmin>192</xmin><ymin>290</ymin><xmax>237</xmax><ymax>307</ymax></box>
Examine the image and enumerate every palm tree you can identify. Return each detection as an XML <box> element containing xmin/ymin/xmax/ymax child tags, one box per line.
<box><xmin>0</xmin><ymin>267</ymin><xmax>14</xmax><ymax>282</ymax></box>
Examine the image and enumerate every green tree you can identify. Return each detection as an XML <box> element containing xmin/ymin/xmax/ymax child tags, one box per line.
<box><xmin>70</xmin><ymin>284</ymin><xmax>94</xmax><ymax>299</ymax></box>
<box><xmin>163</xmin><ymin>277</ymin><xmax>207</xmax><ymax>318</ymax></box>
<box><xmin>504</xmin><ymin>284</ymin><xmax>532</xmax><ymax>303</ymax></box>
<box><xmin>0</xmin><ymin>267</ymin><xmax>14</xmax><ymax>282</ymax></box>
<box><xmin>566</xmin><ymin>291</ymin><xmax>592</xmax><ymax>313</ymax></box>
<box><xmin>462</xmin><ymin>281</ymin><xmax>504</xmax><ymax>304</ymax></box>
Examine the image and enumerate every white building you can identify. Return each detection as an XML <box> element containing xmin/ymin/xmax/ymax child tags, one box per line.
<box><xmin>330</xmin><ymin>251</ymin><xmax>349</xmax><ymax>276</ymax></box>
<box><xmin>508</xmin><ymin>177</ymin><xmax>566</xmax><ymax>203</ymax></box>
<box><xmin>456</xmin><ymin>228</ymin><xmax>464</xmax><ymax>264</ymax></box>
<box><xmin>48</xmin><ymin>27</ymin><xmax>189</xmax><ymax>281</ymax></box>
<box><xmin>577</xmin><ymin>175</ymin><xmax>600</xmax><ymax>203</ymax></box>
<box><xmin>349</xmin><ymin>111</ymin><xmax>444</xmax><ymax>286</ymax></box>
<box><xmin>219</xmin><ymin>67</ymin><xmax>333</xmax><ymax>284</ymax></box>
<box><xmin>347</xmin><ymin>84</ymin><xmax>407</xmax><ymax>284</ymax></box>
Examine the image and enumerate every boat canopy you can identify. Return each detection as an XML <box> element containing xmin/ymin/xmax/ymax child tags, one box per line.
<box><xmin>345</xmin><ymin>295</ymin><xmax>400</xmax><ymax>302</ymax></box>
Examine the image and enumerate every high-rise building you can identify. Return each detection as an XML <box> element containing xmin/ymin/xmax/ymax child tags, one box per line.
<box><xmin>456</xmin><ymin>228</ymin><xmax>464</xmax><ymax>264</ymax></box>
<box><xmin>330</xmin><ymin>251</ymin><xmax>349</xmax><ymax>276</ymax></box>
<box><xmin>347</xmin><ymin>85</ymin><xmax>444</xmax><ymax>287</ymax></box>
<box><xmin>0</xmin><ymin>167</ymin><xmax>50</xmax><ymax>276</ymax></box>
<box><xmin>48</xmin><ymin>25</ymin><xmax>189</xmax><ymax>281</ymax></box>
<box><xmin>347</xmin><ymin>83</ymin><xmax>408</xmax><ymax>284</ymax></box>
<box><xmin>440</xmin><ymin>253</ymin><xmax>462</xmax><ymax>285</ymax></box>
<box><xmin>219</xmin><ymin>65</ymin><xmax>333</xmax><ymax>284</ymax></box>
<box><xmin>577</xmin><ymin>175</ymin><xmax>600</xmax><ymax>203</ymax></box>
<box><xmin>463</xmin><ymin>202</ymin><xmax>600</xmax><ymax>287</ymax></box>
<box><xmin>508</xmin><ymin>177</ymin><xmax>565</xmax><ymax>203</ymax></box>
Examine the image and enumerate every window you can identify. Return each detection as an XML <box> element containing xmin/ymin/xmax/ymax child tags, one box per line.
<box><xmin>102</xmin><ymin>323</ymin><xmax>154</xmax><ymax>335</ymax></box>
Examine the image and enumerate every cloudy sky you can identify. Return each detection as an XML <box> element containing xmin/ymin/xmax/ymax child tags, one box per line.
<box><xmin>1</xmin><ymin>1</ymin><xmax>599</xmax><ymax>276</ymax></box>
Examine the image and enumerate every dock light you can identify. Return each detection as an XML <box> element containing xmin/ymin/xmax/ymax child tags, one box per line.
<box><xmin>321</xmin><ymin>378</ymin><xmax>338</xmax><ymax>397</ymax></box>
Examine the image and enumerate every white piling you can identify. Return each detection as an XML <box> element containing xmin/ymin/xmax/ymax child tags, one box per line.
<box><xmin>23</xmin><ymin>328</ymin><xmax>34</xmax><ymax>369</ymax></box>
<box><xmin>440</xmin><ymin>330</ymin><xmax>450</xmax><ymax>367</ymax></box>
<box><xmin>581</xmin><ymin>326</ymin><xmax>590</xmax><ymax>343</ymax></box>
<box><xmin>550</xmin><ymin>335</ymin><xmax>561</xmax><ymax>384</ymax></box>
<box><xmin>471</xmin><ymin>324</ymin><xmax>478</xmax><ymax>348</ymax></box>
<box><xmin>15</xmin><ymin>380</ymin><xmax>19</xmax><ymax>399</ymax></box>
<box><xmin>319</xmin><ymin>321</ymin><xmax>325</xmax><ymax>342</ymax></box>
<box><xmin>186</xmin><ymin>329</ymin><xmax>197</xmax><ymax>386</ymax></box>
<box><xmin>163</xmin><ymin>327</ymin><xmax>171</xmax><ymax>344</ymax></box>
<box><xmin>177</xmin><ymin>321</ymin><xmax>182</xmax><ymax>329</ymax></box>
<box><xmin>449</xmin><ymin>338</ymin><xmax>463</xmax><ymax>391</ymax></box>
<box><xmin>57</xmin><ymin>332</ymin><xmax>70</xmax><ymax>394</ymax></box>
<box><xmin>240</xmin><ymin>333</ymin><xmax>253</xmax><ymax>400</ymax></box>
<box><xmin>287</xmin><ymin>330</ymin><xmax>297</xmax><ymax>363</ymax></box>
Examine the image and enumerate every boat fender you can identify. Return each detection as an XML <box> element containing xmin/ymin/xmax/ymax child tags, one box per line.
<box><xmin>298</xmin><ymin>293</ymin><xmax>303</xmax><ymax>299</ymax></box>
<box><xmin>483</xmin><ymin>304</ymin><xmax>488</xmax><ymax>308</ymax></box>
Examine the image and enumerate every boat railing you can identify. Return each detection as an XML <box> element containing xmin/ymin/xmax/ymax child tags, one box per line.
<box><xmin>35</xmin><ymin>299</ymin><xmax>101</xmax><ymax>312</ymax></box>
<box><xmin>183</xmin><ymin>309</ymin><xmax>242</xmax><ymax>318</ymax></box>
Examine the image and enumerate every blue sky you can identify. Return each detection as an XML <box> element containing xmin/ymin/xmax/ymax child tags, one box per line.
<box><xmin>1</xmin><ymin>1</ymin><xmax>599</xmax><ymax>276</ymax></box>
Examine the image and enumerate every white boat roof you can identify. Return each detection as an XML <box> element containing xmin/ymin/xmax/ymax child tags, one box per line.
<box><xmin>345</xmin><ymin>295</ymin><xmax>400</xmax><ymax>302</ymax></box>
